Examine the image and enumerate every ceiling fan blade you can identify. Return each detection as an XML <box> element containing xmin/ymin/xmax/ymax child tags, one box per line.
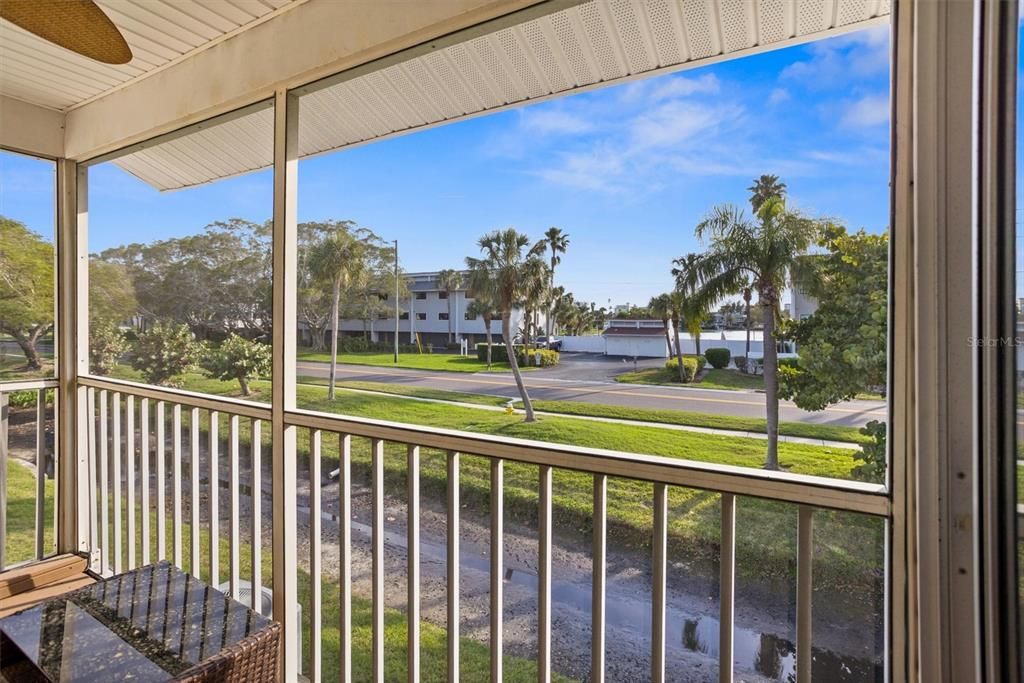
<box><xmin>1</xmin><ymin>0</ymin><xmax>132</xmax><ymax>65</ymax></box>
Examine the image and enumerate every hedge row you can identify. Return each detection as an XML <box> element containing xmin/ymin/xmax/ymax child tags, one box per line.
<box><xmin>664</xmin><ymin>355</ymin><xmax>706</xmax><ymax>382</ymax></box>
<box><xmin>475</xmin><ymin>343</ymin><xmax>560</xmax><ymax>367</ymax></box>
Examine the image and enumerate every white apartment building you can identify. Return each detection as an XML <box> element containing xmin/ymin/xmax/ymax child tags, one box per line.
<box><xmin>334</xmin><ymin>270</ymin><xmax>543</xmax><ymax>347</ymax></box>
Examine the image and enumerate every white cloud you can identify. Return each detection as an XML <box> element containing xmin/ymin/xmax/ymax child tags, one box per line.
<box><xmin>840</xmin><ymin>94</ymin><xmax>889</xmax><ymax>128</ymax></box>
<box><xmin>768</xmin><ymin>88</ymin><xmax>790</xmax><ymax>105</ymax></box>
<box><xmin>627</xmin><ymin>100</ymin><xmax>732</xmax><ymax>150</ymax></box>
<box><xmin>781</xmin><ymin>25</ymin><xmax>889</xmax><ymax>85</ymax></box>
<box><xmin>618</xmin><ymin>73</ymin><xmax>720</xmax><ymax>104</ymax></box>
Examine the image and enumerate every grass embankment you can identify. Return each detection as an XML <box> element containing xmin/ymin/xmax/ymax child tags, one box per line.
<box><xmin>3</xmin><ymin>460</ymin><xmax>557</xmax><ymax>682</ymax></box>
<box><xmin>103</xmin><ymin>369</ymin><xmax>882</xmax><ymax>590</ymax></box>
<box><xmin>308</xmin><ymin>377</ymin><xmax>869</xmax><ymax>445</ymax></box>
<box><xmin>296</xmin><ymin>350</ymin><xmax>520</xmax><ymax>374</ymax></box>
<box><xmin>616</xmin><ymin>366</ymin><xmax>763</xmax><ymax>391</ymax></box>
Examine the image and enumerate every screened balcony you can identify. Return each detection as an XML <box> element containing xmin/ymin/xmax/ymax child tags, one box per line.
<box><xmin>0</xmin><ymin>1</ymin><xmax>1019</xmax><ymax>682</ymax></box>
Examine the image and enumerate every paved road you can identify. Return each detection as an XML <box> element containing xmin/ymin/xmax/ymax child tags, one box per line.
<box><xmin>296</xmin><ymin>356</ymin><xmax>887</xmax><ymax>428</ymax></box>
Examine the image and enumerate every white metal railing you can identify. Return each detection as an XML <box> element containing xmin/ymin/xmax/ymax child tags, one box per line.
<box><xmin>77</xmin><ymin>374</ymin><xmax>890</xmax><ymax>682</ymax></box>
<box><xmin>0</xmin><ymin>378</ymin><xmax>59</xmax><ymax>571</ymax></box>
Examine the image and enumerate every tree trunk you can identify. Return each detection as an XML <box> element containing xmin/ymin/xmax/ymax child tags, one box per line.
<box><xmin>328</xmin><ymin>283</ymin><xmax>341</xmax><ymax>400</ymax></box>
<box><xmin>504</xmin><ymin>312</ymin><xmax>535</xmax><ymax>421</ymax></box>
<box><xmin>694</xmin><ymin>331</ymin><xmax>702</xmax><ymax>356</ymax></box>
<box><xmin>12</xmin><ymin>328</ymin><xmax>43</xmax><ymax>370</ymax></box>
<box><xmin>484</xmin><ymin>315</ymin><xmax>493</xmax><ymax>369</ymax></box>
<box><xmin>672</xmin><ymin>317</ymin><xmax>685</xmax><ymax>383</ymax></box>
<box><xmin>447</xmin><ymin>294</ymin><xmax>453</xmax><ymax>343</ymax></box>
<box><xmin>744</xmin><ymin>299</ymin><xmax>751</xmax><ymax>366</ymax></box>
<box><xmin>762</xmin><ymin>299</ymin><xmax>779</xmax><ymax>470</ymax></box>
<box><xmin>662</xmin><ymin>319</ymin><xmax>672</xmax><ymax>358</ymax></box>
<box><xmin>239</xmin><ymin>377</ymin><xmax>251</xmax><ymax>396</ymax></box>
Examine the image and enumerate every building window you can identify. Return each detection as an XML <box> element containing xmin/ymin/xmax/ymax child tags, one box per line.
<box><xmin>416</xmin><ymin>313</ymin><xmax>426</xmax><ymax>321</ymax></box>
<box><xmin>415</xmin><ymin>292</ymin><xmax>426</xmax><ymax>300</ymax></box>
<box><xmin>438</xmin><ymin>291</ymin><xmax>448</xmax><ymax>299</ymax></box>
<box><xmin>464</xmin><ymin>312</ymin><xmax>477</xmax><ymax>320</ymax></box>
<box><xmin>400</xmin><ymin>312</ymin><xmax>409</xmax><ymax>320</ymax></box>
<box><xmin>377</xmin><ymin>313</ymin><xmax>388</xmax><ymax>320</ymax></box>
<box><xmin>438</xmin><ymin>312</ymin><xmax>449</xmax><ymax>320</ymax></box>
<box><xmin>378</xmin><ymin>293</ymin><xmax>388</xmax><ymax>301</ymax></box>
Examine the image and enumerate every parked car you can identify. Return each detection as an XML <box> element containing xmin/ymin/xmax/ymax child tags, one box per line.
<box><xmin>535</xmin><ymin>336</ymin><xmax>562</xmax><ymax>351</ymax></box>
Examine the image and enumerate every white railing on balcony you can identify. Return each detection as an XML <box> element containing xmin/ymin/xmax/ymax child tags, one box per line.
<box><xmin>0</xmin><ymin>378</ymin><xmax>59</xmax><ymax>572</ymax></box>
<box><xmin>77</xmin><ymin>374</ymin><xmax>889</xmax><ymax>683</ymax></box>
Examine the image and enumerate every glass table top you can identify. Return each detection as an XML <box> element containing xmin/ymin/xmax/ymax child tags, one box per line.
<box><xmin>0</xmin><ymin>561</ymin><xmax>272</xmax><ymax>682</ymax></box>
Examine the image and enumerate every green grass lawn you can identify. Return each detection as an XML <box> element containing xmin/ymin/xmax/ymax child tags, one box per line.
<box><xmin>4</xmin><ymin>458</ymin><xmax>55</xmax><ymax>566</ymax></box>
<box><xmin>115</xmin><ymin>370</ymin><xmax>883</xmax><ymax>590</ymax></box>
<box><xmin>296</xmin><ymin>350</ymin><xmax>522</xmax><ymax>374</ymax></box>
<box><xmin>318</xmin><ymin>377</ymin><xmax>868</xmax><ymax>444</ymax></box>
<box><xmin>616</xmin><ymin>366</ymin><xmax>764</xmax><ymax>391</ymax></box>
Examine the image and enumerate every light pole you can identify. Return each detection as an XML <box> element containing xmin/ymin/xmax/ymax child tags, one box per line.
<box><xmin>393</xmin><ymin>239</ymin><xmax>399</xmax><ymax>364</ymax></box>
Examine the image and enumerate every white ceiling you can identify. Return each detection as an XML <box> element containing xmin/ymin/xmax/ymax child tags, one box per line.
<box><xmin>0</xmin><ymin>0</ymin><xmax>302</xmax><ymax>111</ymax></box>
<box><xmin>77</xmin><ymin>0</ymin><xmax>889</xmax><ymax>191</ymax></box>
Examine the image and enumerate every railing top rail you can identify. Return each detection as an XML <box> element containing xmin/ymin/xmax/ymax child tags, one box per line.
<box><xmin>286</xmin><ymin>408</ymin><xmax>890</xmax><ymax>517</ymax></box>
<box><xmin>0</xmin><ymin>378</ymin><xmax>59</xmax><ymax>392</ymax></box>
<box><xmin>78</xmin><ymin>375</ymin><xmax>272</xmax><ymax>421</ymax></box>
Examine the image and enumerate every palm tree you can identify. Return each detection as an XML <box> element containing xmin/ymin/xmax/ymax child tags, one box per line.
<box><xmin>465</xmin><ymin>228</ymin><xmax>546</xmax><ymax>421</ymax></box>
<box><xmin>683</xmin><ymin>195</ymin><xmax>819</xmax><ymax>469</ymax></box>
<box><xmin>648</xmin><ymin>293</ymin><xmax>674</xmax><ymax>358</ymax></box>
<box><xmin>747</xmin><ymin>174</ymin><xmax>786</xmax><ymax>213</ymax></box>
<box><xmin>465</xmin><ymin>298</ymin><xmax>498</xmax><ymax>368</ymax></box>
<box><xmin>437</xmin><ymin>269</ymin><xmax>461</xmax><ymax>343</ymax></box>
<box><xmin>307</xmin><ymin>228</ymin><xmax>367</xmax><ymax>400</ymax></box>
<box><xmin>742</xmin><ymin>285</ymin><xmax>753</xmax><ymax>366</ymax></box>
<box><xmin>542</xmin><ymin>227</ymin><xmax>569</xmax><ymax>337</ymax></box>
<box><xmin>671</xmin><ymin>253</ymin><xmax>713</xmax><ymax>357</ymax></box>
<box><xmin>521</xmin><ymin>258</ymin><xmax>550</xmax><ymax>359</ymax></box>
<box><xmin>667</xmin><ymin>290</ymin><xmax>686</xmax><ymax>382</ymax></box>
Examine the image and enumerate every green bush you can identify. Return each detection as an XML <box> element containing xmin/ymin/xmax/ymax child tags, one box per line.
<box><xmin>476</xmin><ymin>343</ymin><xmax>517</xmax><ymax>363</ymax></box>
<box><xmin>90</xmin><ymin>321</ymin><xmax>127</xmax><ymax>376</ymax></box>
<box><xmin>129</xmin><ymin>323</ymin><xmax>199</xmax><ymax>387</ymax></box>
<box><xmin>778</xmin><ymin>357</ymin><xmax>800</xmax><ymax>369</ymax></box>
<box><xmin>201</xmin><ymin>334</ymin><xmax>271</xmax><ymax>396</ymax></box>
<box><xmin>664</xmin><ymin>356</ymin><xmax>700</xmax><ymax>382</ymax></box>
<box><xmin>520</xmin><ymin>348</ymin><xmax>559</xmax><ymax>367</ymax></box>
<box><xmin>733</xmin><ymin>356</ymin><xmax>748</xmax><ymax>373</ymax></box>
<box><xmin>704</xmin><ymin>347</ymin><xmax>731</xmax><ymax>369</ymax></box>
<box><xmin>6</xmin><ymin>390</ymin><xmax>53</xmax><ymax>408</ymax></box>
<box><xmin>853</xmin><ymin>420</ymin><xmax>886</xmax><ymax>482</ymax></box>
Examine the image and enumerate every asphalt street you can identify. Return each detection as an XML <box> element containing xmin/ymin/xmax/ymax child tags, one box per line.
<box><xmin>296</xmin><ymin>354</ymin><xmax>887</xmax><ymax>428</ymax></box>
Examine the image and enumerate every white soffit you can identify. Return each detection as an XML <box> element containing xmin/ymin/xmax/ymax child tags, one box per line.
<box><xmin>0</xmin><ymin>0</ymin><xmax>303</xmax><ymax>111</ymax></box>
<box><xmin>109</xmin><ymin>0</ymin><xmax>890</xmax><ymax>191</ymax></box>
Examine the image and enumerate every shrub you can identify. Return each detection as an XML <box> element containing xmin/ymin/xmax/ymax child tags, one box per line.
<box><xmin>664</xmin><ymin>356</ymin><xmax>700</xmax><ymax>382</ymax></box>
<box><xmin>201</xmin><ymin>334</ymin><xmax>271</xmax><ymax>396</ymax></box>
<box><xmin>704</xmin><ymin>347</ymin><xmax>731</xmax><ymax>369</ymax></box>
<box><xmin>130</xmin><ymin>323</ymin><xmax>199</xmax><ymax>387</ymax></box>
<box><xmin>90</xmin><ymin>322</ymin><xmax>128</xmax><ymax>376</ymax></box>
<box><xmin>520</xmin><ymin>348</ymin><xmax>559</xmax><ymax>367</ymax></box>
<box><xmin>778</xmin><ymin>357</ymin><xmax>800</xmax><ymax>370</ymax></box>
<box><xmin>853</xmin><ymin>420</ymin><xmax>886</xmax><ymax>482</ymax></box>
<box><xmin>733</xmin><ymin>356</ymin><xmax>748</xmax><ymax>373</ymax></box>
<box><xmin>476</xmin><ymin>343</ymin><xmax>517</xmax><ymax>363</ymax></box>
<box><xmin>6</xmin><ymin>390</ymin><xmax>53</xmax><ymax>408</ymax></box>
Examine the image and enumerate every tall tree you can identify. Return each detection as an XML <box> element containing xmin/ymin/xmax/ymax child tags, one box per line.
<box><xmin>437</xmin><ymin>269</ymin><xmax>461</xmax><ymax>343</ymax></box>
<box><xmin>542</xmin><ymin>227</ymin><xmax>569</xmax><ymax>337</ymax></box>
<box><xmin>307</xmin><ymin>227</ymin><xmax>368</xmax><ymax>399</ymax></box>
<box><xmin>671</xmin><ymin>253</ymin><xmax>713</xmax><ymax>357</ymax></box>
<box><xmin>0</xmin><ymin>217</ymin><xmax>53</xmax><ymax>369</ymax></box>
<box><xmin>683</xmin><ymin>194</ymin><xmax>820</xmax><ymax>469</ymax></box>
<box><xmin>778</xmin><ymin>226</ymin><xmax>888</xmax><ymax>410</ymax></box>
<box><xmin>465</xmin><ymin>228</ymin><xmax>546</xmax><ymax>421</ymax></box>
<box><xmin>742</xmin><ymin>285</ymin><xmax>753</xmax><ymax>366</ymax></box>
<box><xmin>747</xmin><ymin>174</ymin><xmax>787</xmax><ymax>213</ymax></box>
<box><xmin>465</xmin><ymin>298</ymin><xmax>498</xmax><ymax>368</ymax></box>
<box><xmin>648</xmin><ymin>293</ymin><xmax>674</xmax><ymax>358</ymax></box>
<box><xmin>298</xmin><ymin>220</ymin><xmax>357</xmax><ymax>351</ymax></box>
<box><xmin>668</xmin><ymin>290</ymin><xmax>686</xmax><ymax>381</ymax></box>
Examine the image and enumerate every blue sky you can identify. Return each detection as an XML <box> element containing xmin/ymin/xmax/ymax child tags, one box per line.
<box><xmin>1</xmin><ymin>25</ymin><xmax>890</xmax><ymax>307</ymax></box>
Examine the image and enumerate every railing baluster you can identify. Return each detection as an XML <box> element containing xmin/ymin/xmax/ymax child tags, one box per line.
<box><xmin>87</xmin><ymin>388</ymin><xmax>98</xmax><ymax>566</ymax></box>
<box><xmin>447</xmin><ymin>450</ymin><xmax>460</xmax><ymax>682</ymax></box>
<box><xmin>190</xmin><ymin>406</ymin><xmax>200</xmax><ymax>576</ymax></box>
<box><xmin>338</xmin><ymin>434</ymin><xmax>351</xmax><ymax>681</ymax></box>
<box><xmin>34</xmin><ymin>389</ymin><xmax>45</xmax><ymax>560</ymax></box>
<box><xmin>371</xmin><ymin>438</ymin><xmax>385</xmax><ymax>683</ymax></box>
<box><xmin>0</xmin><ymin>392</ymin><xmax>7</xmax><ymax>571</ymax></box>
<box><xmin>141</xmin><ymin>398</ymin><xmax>150</xmax><ymax>566</ymax></box>
<box><xmin>538</xmin><ymin>464</ymin><xmax>552</xmax><ymax>683</ymax></box>
<box><xmin>310</xmin><ymin>429</ymin><xmax>322</xmax><ymax>683</ymax></box>
<box><xmin>490</xmin><ymin>458</ymin><xmax>504</xmax><ymax>683</ymax></box>
<box><xmin>251</xmin><ymin>419</ymin><xmax>262</xmax><ymax>613</ymax></box>
<box><xmin>229</xmin><ymin>414</ymin><xmax>240</xmax><ymax>596</ymax></box>
<box><xmin>407</xmin><ymin>445</ymin><xmax>420</xmax><ymax>683</ymax></box>
<box><xmin>113</xmin><ymin>392</ymin><xmax>122</xmax><ymax>575</ymax></box>
<box><xmin>156</xmin><ymin>401</ymin><xmax>166</xmax><ymax>561</ymax></box>
<box><xmin>173</xmin><ymin>403</ymin><xmax>182</xmax><ymax>568</ymax></box>
<box><xmin>127</xmin><ymin>395</ymin><xmax>136</xmax><ymax>570</ymax></box>
<box><xmin>652</xmin><ymin>483</ymin><xmax>668</xmax><ymax>683</ymax></box>
<box><xmin>208</xmin><ymin>411</ymin><xmax>219</xmax><ymax>587</ymax></box>
<box><xmin>719</xmin><ymin>493</ymin><xmax>736</xmax><ymax>683</ymax></box>
<box><xmin>99</xmin><ymin>390</ymin><xmax>109</xmax><ymax>575</ymax></box>
<box><xmin>797</xmin><ymin>506</ymin><xmax>814</xmax><ymax>683</ymax></box>
<box><xmin>592</xmin><ymin>474</ymin><xmax>607</xmax><ymax>683</ymax></box>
